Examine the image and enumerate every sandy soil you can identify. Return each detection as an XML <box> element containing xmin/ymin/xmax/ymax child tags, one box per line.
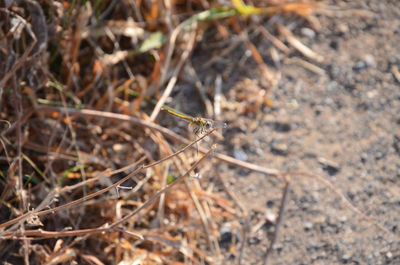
<box><xmin>189</xmin><ymin>1</ymin><xmax>400</xmax><ymax>264</ymax></box>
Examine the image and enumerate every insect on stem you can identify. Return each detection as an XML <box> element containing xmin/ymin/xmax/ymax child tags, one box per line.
<box><xmin>161</xmin><ymin>106</ymin><xmax>225</xmax><ymax>136</ymax></box>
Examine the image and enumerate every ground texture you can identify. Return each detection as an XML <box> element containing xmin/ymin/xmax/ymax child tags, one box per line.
<box><xmin>203</xmin><ymin>1</ymin><xmax>400</xmax><ymax>264</ymax></box>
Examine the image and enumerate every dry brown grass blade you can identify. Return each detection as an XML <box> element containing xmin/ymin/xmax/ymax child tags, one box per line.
<box><xmin>214</xmin><ymin>169</ymin><xmax>246</xmax><ymax>216</ymax></box>
<box><xmin>0</xmin><ymin>6</ymin><xmax>43</xmax><ymax>262</ymax></box>
<box><xmin>148</xmin><ymin>123</ymin><xmax>219</xmax><ymax>255</ymax></box>
<box><xmin>184</xmin><ymin>179</ymin><xmax>215</xmax><ymax>251</ymax></box>
<box><xmin>257</xmin><ymin>25</ymin><xmax>290</xmax><ymax>55</ymax></box>
<box><xmin>8</xmin><ymin>105</ymin><xmax>388</xmax><ymax>246</ymax></box>
<box><xmin>150</xmin><ymin>23</ymin><xmax>198</xmax><ymax>122</ymax></box>
<box><xmin>0</xmin><ymin>129</ymin><xmax>209</xmax><ymax>232</ymax></box>
<box><xmin>142</xmin><ymin>233</ymin><xmax>213</xmax><ymax>264</ymax></box>
<box><xmin>278</xmin><ymin>24</ymin><xmax>325</xmax><ymax>63</ymax></box>
<box><xmin>392</xmin><ymin>65</ymin><xmax>400</xmax><ymax>83</ymax></box>
<box><xmin>185</xmin><ymin>63</ymin><xmax>214</xmax><ymax>117</ymax></box>
<box><xmin>35</xmin><ymin>105</ymin><xmax>280</xmax><ymax>176</ymax></box>
<box><xmin>194</xmin><ymin>189</ymin><xmax>237</xmax><ymax>216</ymax></box>
<box><xmin>1</xmin><ymin>142</ymin><xmax>216</xmax><ymax>239</ymax></box>
<box><xmin>264</xmin><ymin>175</ymin><xmax>291</xmax><ymax>265</ymax></box>
<box><xmin>277</xmin><ymin>2</ymin><xmax>318</xmax><ymax>17</ymax></box>
<box><xmin>286</xmin><ymin>57</ymin><xmax>326</xmax><ymax>75</ymax></box>
<box><xmin>232</xmin><ymin>19</ymin><xmax>278</xmax><ymax>88</ymax></box>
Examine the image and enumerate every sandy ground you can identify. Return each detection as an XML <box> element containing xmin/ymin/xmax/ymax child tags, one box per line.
<box><xmin>188</xmin><ymin>1</ymin><xmax>400</xmax><ymax>264</ymax></box>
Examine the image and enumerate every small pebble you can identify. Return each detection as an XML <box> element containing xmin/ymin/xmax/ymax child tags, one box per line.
<box><xmin>270</xmin><ymin>142</ymin><xmax>289</xmax><ymax>156</ymax></box>
<box><xmin>374</xmin><ymin>151</ymin><xmax>385</xmax><ymax>160</ymax></box>
<box><xmin>233</xmin><ymin>148</ymin><xmax>248</xmax><ymax>161</ymax></box>
<box><xmin>347</xmin><ymin>191</ymin><xmax>355</xmax><ymax>201</ymax></box>
<box><xmin>353</xmin><ymin>60</ymin><xmax>367</xmax><ymax>71</ymax></box>
<box><xmin>338</xmin><ymin>23</ymin><xmax>349</xmax><ymax>33</ymax></box>
<box><xmin>301</xmin><ymin>27</ymin><xmax>316</xmax><ymax>39</ymax></box>
<box><xmin>307</xmin><ymin>242</ymin><xmax>319</xmax><ymax>250</ymax></box>
<box><xmin>265</xmin><ymin>211</ymin><xmax>277</xmax><ymax>224</ymax></box>
<box><xmin>219</xmin><ymin>223</ymin><xmax>239</xmax><ymax>248</ymax></box>
<box><xmin>273</xmin><ymin>122</ymin><xmax>291</xmax><ymax>132</ymax></box>
<box><xmin>274</xmin><ymin>244</ymin><xmax>283</xmax><ymax>252</ymax></box>
<box><xmin>326</xmin><ymin>81</ymin><xmax>339</xmax><ymax>91</ymax></box>
<box><xmin>367</xmin><ymin>90</ymin><xmax>378</xmax><ymax>98</ymax></box>
<box><xmin>318</xmin><ymin>157</ymin><xmax>340</xmax><ymax>175</ymax></box>
<box><xmin>330</xmin><ymin>39</ymin><xmax>339</xmax><ymax>50</ymax></box>
<box><xmin>324</xmin><ymin>97</ymin><xmax>334</xmax><ymax>105</ymax></box>
<box><xmin>364</xmin><ymin>54</ymin><xmax>376</xmax><ymax>67</ymax></box>
<box><xmin>341</xmin><ymin>253</ymin><xmax>352</xmax><ymax>263</ymax></box>
<box><xmin>266</xmin><ymin>200</ymin><xmax>274</xmax><ymax>208</ymax></box>
<box><xmin>304</xmin><ymin>222</ymin><xmax>313</xmax><ymax>231</ymax></box>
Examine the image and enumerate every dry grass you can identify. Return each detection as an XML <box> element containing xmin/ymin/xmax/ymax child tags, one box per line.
<box><xmin>0</xmin><ymin>1</ymin><xmax>386</xmax><ymax>264</ymax></box>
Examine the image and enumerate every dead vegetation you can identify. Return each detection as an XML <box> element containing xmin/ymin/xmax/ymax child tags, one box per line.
<box><xmin>0</xmin><ymin>1</ymin><xmax>392</xmax><ymax>264</ymax></box>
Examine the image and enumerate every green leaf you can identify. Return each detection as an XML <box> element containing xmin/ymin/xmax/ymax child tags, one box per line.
<box><xmin>183</xmin><ymin>7</ymin><xmax>237</xmax><ymax>26</ymax></box>
<box><xmin>138</xmin><ymin>32</ymin><xmax>168</xmax><ymax>53</ymax></box>
<box><xmin>22</xmin><ymin>153</ymin><xmax>44</xmax><ymax>179</ymax></box>
<box><xmin>23</xmin><ymin>175</ymin><xmax>41</xmax><ymax>185</ymax></box>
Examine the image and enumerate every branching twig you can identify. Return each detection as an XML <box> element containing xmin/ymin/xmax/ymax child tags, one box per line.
<box><xmin>33</xmin><ymin>106</ymin><xmax>390</xmax><ymax>236</ymax></box>
<box><xmin>35</xmin><ymin>106</ymin><xmax>280</xmax><ymax>176</ymax></box>
<box><xmin>1</xmin><ymin>145</ymin><xmax>217</xmax><ymax>239</ymax></box>
<box><xmin>0</xmin><ymin>129</ymin><xmax>213</xmax><ymax>232</ymax></box>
